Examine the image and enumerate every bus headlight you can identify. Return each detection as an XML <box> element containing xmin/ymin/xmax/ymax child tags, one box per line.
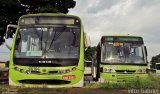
<box><xmin>136</xmin><ymin>69</ymin><xmax>146</xmax><ymax>73</ymax></box>
<box><xmin>20</xmin><ymin>69</ymin><xmax>25</xmax><ymax>73</ymax></box>
<box><xmin>14</xmin><ymin>66</ymin><xmax>30</xmax><ymax>74</ymax></box>
<box><xmin>66</xmin><ymin>69</ymin><xmax>71</xmax><ymax>73</ymax></box>
<box><xmin>58</xmin><ymin>70</ymin><xmax>66</xmax><ymax>74</ymax></box>
<box><xmin>71</xmin><ymin>67</ymin><xmax>77</xmax><ymax>71</ymax></box>
<box><xmin>58</xmin><ymin>70</ymin><xmax>70</xmax><ymax>74</ymax></box>
<box><xmin>14</xmin><ymin>66</ymin><xmax>20</xmax><ymax>71</ymax></box>
<box><xmin>58</xmin><ymin>67</ymin><xmax>77</xmax><ymax>74</ymax></box>
<box><xmin>25</xmin><ymin>70</ymin><xmax>31</xmax><ymax>74</ymax></box>
<box><xmin>103</xmin><ymin>68</ymin><xmax>116</xmax><ymax>73</ymax></box>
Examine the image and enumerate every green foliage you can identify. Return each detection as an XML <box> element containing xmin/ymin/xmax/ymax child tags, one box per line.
<box><xmin>0</xmin><ymin>0</ymin><xmax>76</xmax><ymax>45</ymax></box>
<box><xmin>85</xmin><ymin>47</ymin><xmax>96</xmax><ymax>61</ymax></box>
<box><xmin>0</xmin><ymin>75</ymin><xmax>160</xmax><ymax>93</ymax></box>
<box><xmin>19</xmin><ymin>0</ymin><xmax>76</xmax><ymax>13</ymax></box>
<box><xmin>0</xmin><ymin>0</ymin><xmax>23</xmax><ymax>45</ymax></box>
<box><xmin>151</xmin><ymin>54</ymin><xmax>160</xmax><ymax>68</ymax></box>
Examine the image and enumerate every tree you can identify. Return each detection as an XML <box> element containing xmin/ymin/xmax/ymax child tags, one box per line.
<box><xmin>85</xmin><ymin>47</ymin><xmax>96</xmax><ymax>61</ymax></box>
<box><xmin>0</xmin><ymin>0</ymin><xmax>26</xmax><ymax>45</ymax></box>
<box><xmin>150</xmin><ymin>54</ymin><xmax>160</xmax><ymax>68</ymax></box>
<box><xmin>0</xmin><ymin>0</ymin><xmax>76</xmax><ymax>45</ymax></box>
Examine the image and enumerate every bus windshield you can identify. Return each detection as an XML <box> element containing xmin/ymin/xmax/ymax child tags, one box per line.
<box><xmin>14</xmin><ymin>26</ymin><xmax>80</xmax><ymax>59</ymax></box>
<box><xmin>101</xmin><ymin>41</ymin><xmax>145</xmax><ymax>64</ymax></box>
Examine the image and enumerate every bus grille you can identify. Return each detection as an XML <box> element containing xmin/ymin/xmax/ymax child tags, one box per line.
<box><xmin>19</xmin><ymin>79</ymin><xmax>71</xmax><ymax>85</ymax></box>
<box><xmin>115</xmin><ymin>70</ymin><xmax>136</xmax><ymax>74</ymax></box>
<box><xmin>30</xmin><ymin>71</ymin><xmax>59</xmax><ymax>75</ymax></box>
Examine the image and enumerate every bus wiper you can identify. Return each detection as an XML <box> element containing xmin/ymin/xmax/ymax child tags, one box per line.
<box><xmin>15</xmin><ymin>31</ymin><xmax>22</xmax><ymax>49</ymax></box>
<box><xmin>71</xmin><ymin>29</ymin><xmax>79</xmax><ymax>47</ymax></box>
<box><xmin>47</xmin><ymin>26</ymin><xmax>67</xmax><ymax>51</ymax></box>
<box><xmin>34</xmin><ymin>28</ymin><xmax>41</xmax><ymax>39</ymax></box>
<box><xmin>17</xmin><ymin>31</ymin><xmax>21</xmax><ymax>43</ymax></box>
<box><xmin>44</xmin><ymin>28</ymin><xmax>50</xmax><ymax>56</ymax></box>
<box><xmin>40</xmin><ymin>28</ymin><xmax>43</xmax><ymax>50</ymax></box>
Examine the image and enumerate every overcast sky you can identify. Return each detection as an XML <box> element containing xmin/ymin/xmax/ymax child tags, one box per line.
<box><xmin>0</xmin><ymin>0</ymin><xmax>159</xmax><ymax>61</ymax></box>
<box><xmin>69</xmin><ymin>0</ymin><xmax>160</xmax><ymax>61</ymax></box>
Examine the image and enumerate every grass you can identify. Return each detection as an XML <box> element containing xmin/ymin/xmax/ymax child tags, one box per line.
<box><xmin>18</xmin><ymin>88</ymin><xmax>71</xmax><ymax>94</ymax></box>
<box><xmin>0</xmin><ymin>74</ymin><xmax>160</xmax><ymax>94</ymax></box>
<box><xmin>85</xmin><ymin>74</ymin><xmax>160</xmax><ymax>89</ymax></box>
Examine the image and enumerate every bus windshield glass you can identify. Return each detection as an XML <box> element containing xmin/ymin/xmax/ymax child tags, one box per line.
<box><xmin>14</xmin><ymin>26</ymin><xmax>80</xmax><ymax>59</ymax></box>
<box><xmin>101</xmin><ymin>37</ymin><xmax>145</xmax><ymax>64</ymax></box>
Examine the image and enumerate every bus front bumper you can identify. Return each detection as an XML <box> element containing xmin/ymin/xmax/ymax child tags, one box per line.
<box><xmin>9</xmin><ymin>69</ymin><xmax>84</xmax><ymax>87</ymax></box>
<box><xmin>100</xmin><ymin>73</ymin><xmax>148</xmax><ymax>82</ymax></box>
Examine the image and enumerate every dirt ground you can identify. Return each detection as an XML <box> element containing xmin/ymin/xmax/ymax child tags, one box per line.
<box><xmin>0</xmin><ymin>88</ymin><xmax>129</xmax><ymax>94</ymax></box>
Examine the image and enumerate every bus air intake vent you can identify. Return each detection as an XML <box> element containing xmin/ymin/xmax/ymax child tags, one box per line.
<box><xmin>115</xmin><ymin>70</ymin><xmax>136</xmax><ymax>74</ymax></box>
<box><xmin>19</xmin><ymin>79</ymin><xmax>71</xmax><ymax>85</ymax></box>
<box><xmin>31</xmin><ymin>71</ymin><xmax>41</xmax><ymax>74</ymax></box>
<box><xmin>48</xmin><ymin>71</ymin><xmax>58</xmax><ymax>74</ymax></box>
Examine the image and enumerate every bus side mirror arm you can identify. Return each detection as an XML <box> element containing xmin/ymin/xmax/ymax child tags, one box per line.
<box><xmin>84</xmin><ymin>32</ymin><xmax>91</xmax><ymax>51</ymax></box>
<box><xmin>144</xmin><ymin>46</ymin><xmax>148</xmax><ymax>56</ymax></box>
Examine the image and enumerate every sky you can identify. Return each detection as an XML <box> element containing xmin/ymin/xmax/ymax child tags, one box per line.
<box><xmin>0</xmin><ymin>0</ymin><xmax>160</xmax><ymax>62</ymax></box>
<box><xmin>69</xmin><ymin>0</ymin><xmax>160</xmax><ymax>61</ymax></box>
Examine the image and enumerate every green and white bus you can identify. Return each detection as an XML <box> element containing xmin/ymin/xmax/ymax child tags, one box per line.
<box><xmin>92</xmin><ymin>35</ymin><xmax>148</xmax><ymax>82</ymax></box>
<box><xmin>5</xmin><ymin>13</ymin><xmax>88</xmax><ymax>87</ymax></box>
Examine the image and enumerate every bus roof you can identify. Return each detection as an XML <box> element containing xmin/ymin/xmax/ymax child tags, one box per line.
<box><xmin>100</xmin><ymin>35</ymin><xmax>144</xmax><ymax>44</ymax></box>
<box><xmin>101</xmin><ymin>35</ymin><xmax>142</xmax><ymax>38</ymax></box>
<box><xmin>19</xmin><ymin>13</ymin><xmax>81</xmax><ymax>20</ymax></box>
<box><xmin>18</xmin><ymin>13</ymin><xmax>82</xmax><ymax>26</ymax></box>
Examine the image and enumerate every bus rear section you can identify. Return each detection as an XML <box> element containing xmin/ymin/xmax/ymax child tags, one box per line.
<box><xmin>92</xmin><ymin>35</ymin><xmax>148</xmax><ymax>82</ymax></box>
<box><xmin>7</xmin><ymin>13</ymin><xmax>85</xmax><ymax>87</ymax></box>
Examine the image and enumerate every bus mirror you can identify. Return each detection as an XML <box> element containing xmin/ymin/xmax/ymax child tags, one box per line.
<box><xmin>5</xmin><ymin>24</ymin><xmax>17</xmax><ymax>39</ymax></box>
<box><xmin>84</xmin><ymin>32</ymin><xmax>91</xmax><ymax>50</ymax></box>
<box><xmin>144</xmin><ymin>46</ymin><xmax>148</xmax><ymax>56</ymax></box>
<box><xmin>5</xmin><ymin>24</ymin><xmax>17</xmax><ymax>50</ymax></box>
